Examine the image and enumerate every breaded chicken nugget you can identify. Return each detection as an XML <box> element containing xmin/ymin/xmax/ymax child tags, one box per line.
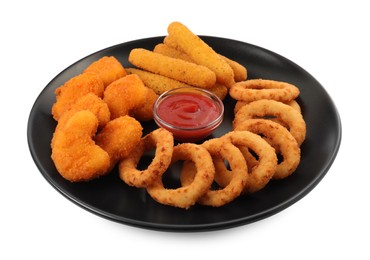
<box><xmin>51</xmin><ymin>110</ymin><xmax>110</xmax><ymax>182</ymax></box>
<box><xmin>128</xmin><ymin>48</ymin><xmax>216</xmax><ymax>88</ymax></box>
<box><xmin>83</xmin><ymin>56</ymin><xmax>127</xmax><ymax>88</ymax></box>
<box><xmin>95</xmin><ymin>115</ymin><xmax>143</xmax><ymax>170</ymax></box>
<box><xmin>167</xmin><ymin>22</ymin><xmax>235</xmax><ymax>87</ymax></box>
<box><xmin>56</xmin><ymin>93</ymin><xmax>110</xmax><ymax>130</ymax></box>
<box><xmin>125</xmin><ymin>68</ymin><xmax>191</xmax><ymax>95</ymax></box>
<box><xmin>131</xmin><ymin>88</ymin><xmax>158</xmax><ymax>121</ymax></box>
<box><xmin>103</xmin><ymin>74</ymin><xmax>148</xmax><ymax>119</ymax></box>
<box><xmin>52</xmin><ymin>72</ymin><xmax>104</xmax><ymax>121</ymax></box>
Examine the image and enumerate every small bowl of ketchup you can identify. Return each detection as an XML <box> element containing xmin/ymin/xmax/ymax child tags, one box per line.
<box><xmin>153</xmin><ymin>87</ymin><xmax>224</xmax><ymax>142</ymax></box>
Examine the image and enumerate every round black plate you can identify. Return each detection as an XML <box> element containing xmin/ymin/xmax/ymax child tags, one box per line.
<box><xmin>27</xmin><ymin>36</ymin><xmax>341</xmax><ymax>232</ymax></box>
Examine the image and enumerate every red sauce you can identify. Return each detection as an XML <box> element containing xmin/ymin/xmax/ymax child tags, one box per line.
<box><xmin>155</xmin><ymin>92</ymin><xmax>223</xmax><ymax>142</ymax></box>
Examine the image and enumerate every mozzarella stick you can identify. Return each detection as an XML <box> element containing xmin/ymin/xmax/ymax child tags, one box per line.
<box><xmin>208</xmin><ymin>83</ymin><xmax>229</xmax><ymax>101</ymax></box>
<box><xmin>128</xmin><ymin>48</ymin><xmax>216</xmax><ymax>89</ymax></box>
<box><xmin>125</xmin><ymin>68</ymin><xmax>192</xmax><ymax>94</ymax></box>
<box><xmin>153</xmin><ymin>43</ymin><xmax>194</xmax><ymax>62</ymax></box>
<box><xmin>218</xmin><ymin>54</ymin><xmax>247</xmax><ymax>82</ymax></box>
<box><xmin>164</xmin><ymin>35</ymin><xmax>247</xmax><ymax>82</ymax></box>
<box><xmin>167</xmin><ymin>22</ymin><xmax>235</xmax><ymax>87</ymax></box>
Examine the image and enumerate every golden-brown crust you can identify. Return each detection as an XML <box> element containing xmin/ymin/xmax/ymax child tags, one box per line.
<box><xmin>146</xmin><ymin>143</ymin><xmax>215</xmax><ymax>209</ymax></box>
<box><xmin>230</xmin><ymin>79</ymin><xmax>300</xmax><ymax>103</ymax></box>
<box><xmin>94</xmin><ymin>115</ymin><xmax>143</xmax><ymax>171</ymax></box>
<box><xmin>52</xmin><ymin>72</ymin><xmax>104</xmax><ymax>121</ymax></box>
<box><xmin>103</xmin><ymin>74</ymin><xmax>148</xmax><ymax>119</ymax></box>
<box><xmin>119</xmin><ymin>128</ymin><xmax>174</xmax><ymax>188</ymax></box>
<box><xmin>181</xmin><ymin>138</ymin><xmax>248</xmax><ymax>207</ymax></box>
<box><xmin>128</xmin><ymin>48</ymin><xmax>217</xmax><ymax>88</ymax></box>
<box><xmin>125</xmin><ymin>67</ymin><xmax>192</xmax><ymax>95</ymax></box>
<box><xmin>83</xmin><ymin>56</ymin><xmax>127</xmax><ymax>88</ymax></box>
<box><xmin>167</xmin><ymin>21</ymin><xmax>235</xmax><ymax>87</ymax></box>
<box><xmin>51</xmin><ymin>110</ymin><xmax>110</xmax><ymax>182</ymax></box>
<box><xmin>233</xmin><ymin>99</ymin><xmax>306</xmax><ymax>146</ymax></box>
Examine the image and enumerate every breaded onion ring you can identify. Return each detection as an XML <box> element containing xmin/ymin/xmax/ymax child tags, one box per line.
<box><xmin>214</xmin><ymin>145</ymin><xmax>259</xmax><ymax>189</ymax></box>
<box><xmin>119</xmin><ymin>128</ymin><xmax>174</xmax><ymax>188</ymax></box>
<box><xmin>229</xmin><ymin>79</ymin><xmax>300</xmax><ymax>103</ymax></box>
<box><xmin>234</xmin><ymin>99</ymin><xmax>301</xmax><ymax>115</ymax></box>
<box><xmin>233</xmin><ymin>99</ymin><xmax>306</xmax><ymax>146</ymax></box>
<box><xmin>146</xmin><ymin>143</ymin><xmax>215</xmax><ymax>209</ymax></box>
<box><xmin>181</xmin><ymin>138</ymin><xmax>248</xmax><ymax>207</ymax></box>
<box><xmin>221</xmin><ymin>131</ymin><xmax>278</xmax><ymax>193</ymax></box>
<box><xmin>235</xmin><ymin>119</ymin><xmax>301</xmax><ymax>179</ymax></box>
<box><xmin>51</xmin><ymin>110</ymin><xmax>110</xmax><ymax>182</ymax></box>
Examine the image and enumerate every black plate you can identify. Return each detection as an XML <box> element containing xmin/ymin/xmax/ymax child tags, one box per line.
<box><xmin>27</xmin><ymin>36</ymin><xmax>341</xmax><ymax>232</ymax></box>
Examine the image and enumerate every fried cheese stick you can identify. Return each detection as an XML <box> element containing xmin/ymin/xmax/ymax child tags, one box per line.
<box><xmin>128</xmin><ymin>48</ymin><xmax>216</xmax><ymax>89</ymax></box>
<box><xmin>167</xmin><ymin>21</ymin><xmax>235</xmax><ymax>87</ymax></box>
<box><xmin>157</xmin><ymin>40</ymin><xmax>247</xmax><ymax>82</ymax></box>
<box><xmin>125</xmin><ymin>67</ymin><xmax>192</xmax><ymax>94</ymax></box>
<box><xmin>153</xmin><ymin>43</ymin><xmax>194</xmax><ymax>62</ymax></box>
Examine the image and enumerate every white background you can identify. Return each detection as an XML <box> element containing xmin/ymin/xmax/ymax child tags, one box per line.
<box><xmin>1</xmin><ymin>0</ymin><xmax>368</xmax><ymax>259</ymax></box>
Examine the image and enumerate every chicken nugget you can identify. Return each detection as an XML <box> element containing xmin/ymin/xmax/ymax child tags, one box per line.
<box><xmin>52</xmin><ymin>72</ymin><xmax>104</xmax><ymax>121</ymax></box>
<box><xmin>95</xmin><ymin>115</ymin><xmax>143</xmax><ymax>170</ymax></box>
<box><xmin>125</xmin><ymin>68</ymin><xmax>191</xmax><ymax>95</ymax></box>
<box><xmin>167</xmin><ymin>22</ymin><xmax>235</xmax><ymax>87</ymax></box>
<box><xmin>56</xmin><ymin>93</ymin><xmax>110</xmax><ymax>130</ymax></box>
<box><xmin>83</xmin><ymin>56</ymin><xmax>126</xmax><ymax>88</ymax></box>
<box><xmin>131</xmin><ymin>88</ymin><xmax>158</xmax><ymax>121</ymax></box>
<box><xmin>128</xmin><ymin>48</ymin><xmax>216</xmax><ymax>88</ymax></box>
<box><xmin>103</xmin><ymin>74</ymin><xmax>148</xmax><ymax>119</ymax></box>
<box><xmin>51</xmin><ymin>110</ymin><xmax>110</xmax><ymax>182</ymax></box>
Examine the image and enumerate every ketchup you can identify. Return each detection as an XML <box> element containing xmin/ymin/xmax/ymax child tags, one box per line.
<box><xmin>154</xmin><ymin>89</ymin><xmax>224</xmax><ymax>142</ymax></box>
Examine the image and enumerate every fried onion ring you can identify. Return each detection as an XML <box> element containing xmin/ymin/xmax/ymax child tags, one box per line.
<box><xmin>119</xmin><ymin>128</ymin><xmax>174</xmax><ymax>188</ymax></box>
<box><xmin>229</xmin><ymin>79</ymin><xmax>300</xmax><ymax>103</ymax></box>
<box><xmin>235</xmin><ymin>119</ymin><xmax>301</xmax><ymax>179</ymax></box>
<box><xmin>233</xmin><ymin>99</ymin><xmax>306</xmax><ymax>146</ymax></box>
<box><xmin>180</xmin><ymin>138</ymin><xmax>248</xmax><ymax>207</ymax></box>
<box><xmin>146</xmin><ymin>143</ymin><xmax>215</xmax><ymax>209</ymax></box>
<box><xmin>221</xmin><ymin>131</ymin><xmax>277</xmax><ymax>193</ymax></box>
<box><xmin>234</xmin><ymin>99</ymin><xmax>301</xmax><ymax>115</ymax></box>
<box><xmin>214</xmin><ymin>146</ymin><xmax>258</xmax><ymax>188</ymax></box>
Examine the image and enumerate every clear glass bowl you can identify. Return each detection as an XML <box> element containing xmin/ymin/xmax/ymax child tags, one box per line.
<box><xmin>153</xmin><ymin>87</ymin><xmax>224</xmax><ymax>142</ymax></box>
